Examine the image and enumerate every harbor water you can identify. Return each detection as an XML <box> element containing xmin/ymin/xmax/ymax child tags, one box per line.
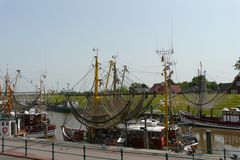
<box><xmin>48</xmin><ymin>111</ymin><xmax>240</xmax><ymax>153</ymax></box>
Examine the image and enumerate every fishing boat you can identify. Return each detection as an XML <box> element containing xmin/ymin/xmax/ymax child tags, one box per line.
<box><xmin>0</xmin><ymin>70</ymin><xmax>56</xmax><ymax>138</ymax></box>
<box><xmin>61</xmin><ymin>125</ymin><xmax>84</xmax><ymax>142</ymax></box>
<box><xmin>0</xmin><ymin>70</ymin><xmax>22</xmax><ymax>137</ymax></box>
<box><xmin>62</xmin><ymin>49</ymin><xmax>197</xmax><ymax>152</ymax></box>
<box><xmin>20</xmin><ymin>74</ymin><xmax>56</xmax><ymax>138</ymax></box>
<box><xmin>47</xmin><ymin>101</ymin><xmax>71</xmax><ymax>113</ymax></box>
<box><xmin>17</xmin><ymin>108</ymin><xmax>56</xmax><ymax>138</ymax></box>
<box><xmin>179</xmin><ymin>108</ymin><xmax>240</xmax><ymax>130</ymax></box>
<box><xmin>119</xmin><ymin>116</ymin><xmax>197</xmax><ymax>152</ymax></box>
<box><xmin>61</xmin><ymin>50</ymin><xmax>155</xmax><ymax>144</ymax></box>
<box><xmin>125</xmin><ymin>118</ymin><xmax>166</xmax><ymax>149</ymax></box>
<box><xmin>179</xmin><ymin>62</ymin><xmax>240</xmax><ymax>130</ymax></box>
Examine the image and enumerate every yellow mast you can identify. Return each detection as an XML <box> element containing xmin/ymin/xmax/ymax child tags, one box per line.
<box><xmin>93</xmin><ymin>49</ymin><xmax>99</xmax><ymax>114</ymax></box>
<box><xmin>5</xmin><ymin>69</ymin><xmax>12</xmax><ymax>115</ymax></box>
<box><xmin>88</xmin><ymin>49</ymin><xmax>100</xmax><ymax>143</ymax></box>
<box><xmin>163</xmin><ymin>58</ymin><xmax>169</xmax><ymax>149</ymax></box>
<box><xmin>156</xmin><ymin>48</ymin><xmax>173</xmax><ymax>150</ymax></box>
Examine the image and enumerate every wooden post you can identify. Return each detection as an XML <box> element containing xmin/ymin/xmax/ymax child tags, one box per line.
<box><xmin>165</xmin><ymin>153</ymin><xmax>168</xmax><ymax>160</ymax></box>
<box><xmin>206</xmin><ymin>130</ymin><xmax>212</xmax><ymax>154</ymax></box>
<box><xmin>223</xmin><ymin>148</ymin><xmax>226</xmax><ymax>160</ymax></box>
<box><xmin>52</xmin><ymin>142</ymin><xmax>54</xmax><ymax>160</ymax></box>
<box><xmin>144</xmin><ymin>118</ymin><xmax>149</xmax><ymax>149</ymax></box>
<box><xmin>83</xmin><ymin>145</ymin><xmax>86</xmax><ymax>160</ymax></box>
<box><xmin>125</xmin><ymin>121</ymin><xmax>128</xmax><ymax>147</ymax></box>
<box><xmin>2</xmin><ymin>137</ymin><xmax>4</xmax><ymax>153</ymax></box>
<box><xmin>121</xmin><ymin>148</ymin><xmax>123</xmax><ymax>160</ymax></box>
<box><xmin>25</xmin><ymin>139</ymin><xmax>27</xmax><ymax>156</ymax></box>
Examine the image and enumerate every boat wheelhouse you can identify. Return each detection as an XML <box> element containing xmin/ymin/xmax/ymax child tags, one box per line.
<box><xmin>0</xmin><ymin>112</ymin><xmax>20</xmax><ymax>136</ymax></box>
<box><xmin>126</xmin><ymin>118</ymin><xmax>166</xmax><ymax>149</ymax></box>
<box><xmin>18</xmin><ymin>108</ymin><xmax>56</xmax><ymax>138</ymax></box>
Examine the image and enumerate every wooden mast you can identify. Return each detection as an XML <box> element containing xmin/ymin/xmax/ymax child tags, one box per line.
<box><xmin>104</xmin><ymin>60</ymin><xmax>113</xmax><ymax>95</ymax></box>
<box><xmin>121</xmin><ymin>65</ymin><xmax>128</xmax><ymax>87</ymax></box>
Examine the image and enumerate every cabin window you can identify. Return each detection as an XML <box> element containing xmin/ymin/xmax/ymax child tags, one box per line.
<box><xmin>6</xmin><ymin>122</ymin><xmax>9</xmax><ymax>126</ymax></box>
<box><xmin>2</xmin><ymin>122</ymin><xmax>4</xmax><ymax>126</ymax></box>
<box><xmin>236</xmin><ymin>81</ymin><xmax>240</xmax><ymax>87</ymax></box>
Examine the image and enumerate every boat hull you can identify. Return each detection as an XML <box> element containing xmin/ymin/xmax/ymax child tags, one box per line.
<box><xmin>61</xmin><ymin>125</ymin><xmax>84</xmax><ymax>142</ymax></box>
<box><xmin>179</xmin><ymin>111</ymin><xmax>240</xmax><ymax>130</ymax></box>
<box><xmin>47</xmin><ymin>105</ymin><xmax>71</xmax><ymax>113</ymax></box>
<box><xmin>26</xmin><ymin>129</ymin><xmax>56</xmax><ymax>138</ymax></box>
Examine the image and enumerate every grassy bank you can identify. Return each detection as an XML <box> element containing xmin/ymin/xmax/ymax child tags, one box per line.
<box><xmin>151</xmin><ymin>94</ymin><xmax>240</xmax><ymax>116</ymax></box>
<box><xmin>45</xmin><ymin>93</ymin><xmax>240</xmax><ymax>116</ymax></box>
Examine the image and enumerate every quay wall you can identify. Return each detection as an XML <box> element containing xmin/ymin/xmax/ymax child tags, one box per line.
<box><xmin>0</xmin><ymin>136</ymin><xmax>238</xmax><ymax>160</ymax></box>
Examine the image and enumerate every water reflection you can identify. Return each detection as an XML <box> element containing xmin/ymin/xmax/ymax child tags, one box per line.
<box><xmin>48</xmin><ymin>111</ymin><xmax>83</xmax><ymax>140</ymax></box>
<box><xmin>181</xmin><ymin>125</ymin><xmax>240</xmax><ymax>154</ymax></box>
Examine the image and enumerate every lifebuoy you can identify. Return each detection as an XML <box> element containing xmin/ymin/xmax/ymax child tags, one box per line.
<box><xmin>2</xmin><ymin>127</ymin><xmax>8</xmax><ymax>135</ymax></box>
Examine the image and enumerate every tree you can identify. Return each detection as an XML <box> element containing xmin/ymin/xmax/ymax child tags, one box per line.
<box><xmin>129</xmin><ymin>82</ymin><xmax>149</xmax><ymax>93</ymax></box>
<box><xmin>179</xmin><ymin>81</ymin><xmax>191</xmax><ymax>90</ymax></box>
<box><xmin>117</xmin><ymin>86</ymin><xmax>128</xmax><ymax>93</ymax></box>
<box><xmin>233</xmin><ymin>57</ymin><xmax>240</xmax><ymax>71</ymax></box>
<box><xmin>207</xmin><ymin>81</ymin><xmax>218</xmax><ymax>90</ymax></box>
<box><xmin>191</xmin><ymin>75</ymin><xmax>205</xmax><ymax>86</ymax></box>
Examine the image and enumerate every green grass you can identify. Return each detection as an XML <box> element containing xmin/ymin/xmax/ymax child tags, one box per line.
<box><xmin>45</xmin><ymin>93</ymin><xmax>240</xmax><ymax>116</ymax></box>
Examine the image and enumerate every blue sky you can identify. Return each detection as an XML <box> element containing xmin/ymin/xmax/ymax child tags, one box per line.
<box><xmin>0</xmin><ymin>0</ymin><xmax>239</xmax><ymax>91</ymax></box>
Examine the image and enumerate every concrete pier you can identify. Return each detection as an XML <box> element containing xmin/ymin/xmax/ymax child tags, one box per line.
<box><xmin>0</xmin><ymin>137</ymin><xmax>226</xmax><ymax>160</ymax></box>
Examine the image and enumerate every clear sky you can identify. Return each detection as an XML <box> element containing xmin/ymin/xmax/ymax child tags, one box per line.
<box><xmin>0</xmin><ymin>0</ymin><xmax>239</xmax><ymax>91</ymax></box>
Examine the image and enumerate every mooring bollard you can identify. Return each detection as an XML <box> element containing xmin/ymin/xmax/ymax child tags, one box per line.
<box><xmin>25</xmin><ymin>139</ymin><xmax>28</xmax><ymax>156</ymax></box>
<box><xmin>83</xmin><ymin>145</ymin><xmax>86</xmax><ymax>160</ymax></box>
<box><xmin>121</xmin><ymin>148</ymin><xmax>123</xmax><ymax>160</ymax></box>
<box><xmin>2</xmin><ymin>137</ymin><xmax>4</xmax><ymax>153</ymax></box>
<box><xmin>206</xmin><ymin>130</ymin><xmax>212</xmax><ymax>154</ymax></box>
<box><xmin>52</xmin><ymin>142</ymin><xmax>54</xmax><ymax>160</ymax></box>
<box><xmin>165</xmin><ymin>153</ymin><xmax>168</xmax><ymax>160</ymax></box>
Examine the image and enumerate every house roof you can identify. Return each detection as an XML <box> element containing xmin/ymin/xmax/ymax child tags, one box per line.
<box><xmin>150</xmin><ymin>83</ymin><xmax>181</xmax><ymax>94</ymax></box>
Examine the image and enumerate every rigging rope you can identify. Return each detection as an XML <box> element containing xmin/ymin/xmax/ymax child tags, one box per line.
<box><xmin>69</xmin><ymin>99</ymin><xmax>131</xmax><ymax>128</ymax></box>
<box><xmin>71</xmin><ymin>67</ymin><xmax>94</xmax><ymax>90</ymax></box>
<box><xmin>181</xmin><ymin>90</ymin><xmax>221</xmax><ymax>106</ymax></box>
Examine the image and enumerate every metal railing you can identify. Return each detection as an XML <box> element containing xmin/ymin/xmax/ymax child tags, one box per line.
<box><xmin>0</xmin><ymin>136</ymin><xmax>239</xmax><ymax>160</ymax></box>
